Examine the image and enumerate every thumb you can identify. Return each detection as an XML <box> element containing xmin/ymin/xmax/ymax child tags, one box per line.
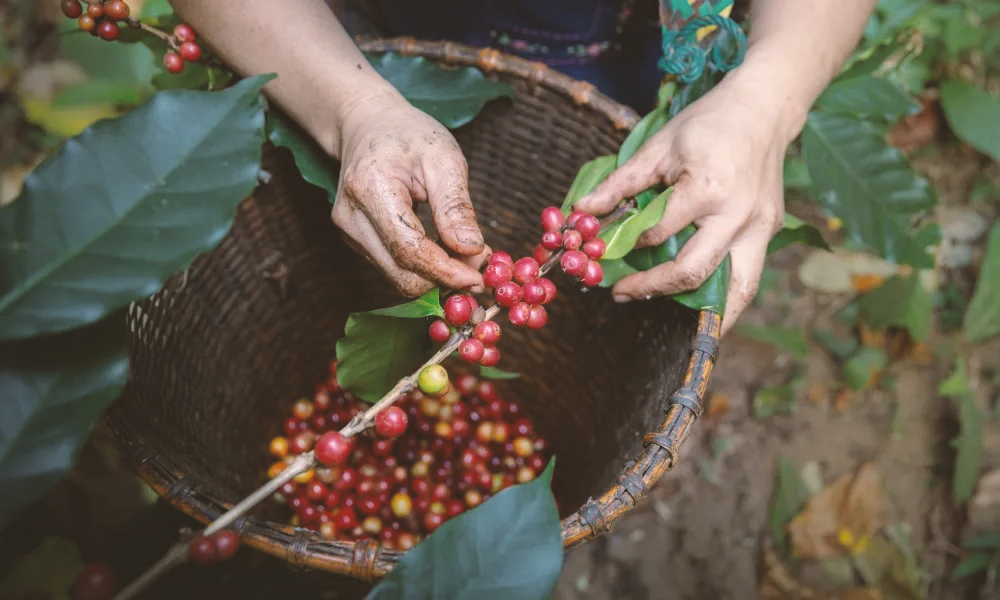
<box><xmin>574</xmin><ymin>147</ymin><xmax>663</xmax><ymax>215</ymax></box>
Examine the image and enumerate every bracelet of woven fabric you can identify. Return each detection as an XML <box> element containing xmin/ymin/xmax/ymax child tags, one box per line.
<box><xmin>659</xmin><ymin>13</ymin><xmax>747</xmax><ymax>83</ymax></box>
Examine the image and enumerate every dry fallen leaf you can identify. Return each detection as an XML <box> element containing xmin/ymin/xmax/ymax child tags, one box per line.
<box><xmin>886</xmin><ymin>97</ymin><xmax>939</xmax><ymax>154</ymax></box>
<box><xmin>760</xmin><ymin>544</ymin><xmax>817</xmax><ymax>600</ymax></box>
<box><xmin>788</xmin><ymin>463</ymin><xmax>888</xmax><ymax>559</ymax></box>
<box><xmin>808</xmin><ymin>382</ymin><xmax>832</xmax><ymax>406</ymax></box>
<box><xmin>798</xmin><ymin>250</ymin><xmax>900</xmax><ymax>295</ymax></box>
<box><xmin>833</xmin><ymin>389</ymin><xmax>853</xmax><ymax>413</ymax></box>
<box><xmin>705</xmin><ymin>392</ymin><xmax>730</xmax><ymax>421</ymax></box>
<box><xmin>850</xmin><ymin>274</ymin><xmax>887</xmax><ymax>295</ymax></box>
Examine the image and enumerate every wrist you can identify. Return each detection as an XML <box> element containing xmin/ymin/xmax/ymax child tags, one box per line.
<box><xmin>331</xmin><ymin>80</ymin><xmax>407</xmax><ymax>157</ymax></box>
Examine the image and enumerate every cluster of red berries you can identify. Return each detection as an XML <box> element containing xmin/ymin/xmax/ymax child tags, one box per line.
<box><xmin>187</xmin><ymin>530</ymin><xmax>241</xmax><ymax>566</ymax></box>
<box><xmin>537</xmin><ymin>206</ymin><xmax>606</xmax><ymax>286</ymax></box>
<box><xmin>268</xmin><ymin>361</ymin><xmax>550</xmax><ymax>550</ymax></box>
<box><xmin>61</xmin><ymin>0</ymin><xmax>130</xmax><ymax>41</ymax></box>
<box><xmin>428</xmin><ymin>295</ymin><xmax>505</xmax><ymax>366</ymax></box>
<box><xmin>162</xmin><ymin>24</ymin><xmax>203</xmax><ymax>74</ymax></box>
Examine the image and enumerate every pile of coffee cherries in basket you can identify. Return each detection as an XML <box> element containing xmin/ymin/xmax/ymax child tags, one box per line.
<box><xmin>267</xmin><ymin>362</ymin><xmax>552</xmax><ymax>550</ymax></box>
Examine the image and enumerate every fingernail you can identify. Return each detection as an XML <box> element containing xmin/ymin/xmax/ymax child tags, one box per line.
<box><xmin>456</xmin><ymin>227</ymin><xmax>484</xmax><ymax>247</ymax></box>
<box><xmin>613</xmin><ymin>294</ymin><xmax>631</xmax><ymax>303</ymax></box>
<box><xmin>468</xmin><ymin>283</ymin><xmax>485</xmax><ymax>294</ymax></box>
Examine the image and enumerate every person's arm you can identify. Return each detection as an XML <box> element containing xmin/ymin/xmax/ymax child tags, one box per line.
<box><xmin>577</xmin><ymin>0</ymin><xmax>877</xmax><ymax>333</ymax></box>
<box><xmin>171</xmin><ymin>0</ymin><xmax>488</xmax><ymax>297</ymax></box>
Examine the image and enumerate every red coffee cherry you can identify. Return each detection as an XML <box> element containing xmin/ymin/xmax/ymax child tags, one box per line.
<box><xmin>560</xmin><ymin>250</ymin><xmax>588</xmax><ymax>276</ymax></box>
<box><xmin>512</xmin><ymin>257</ymin><xmax>539</xmax><ymax>284</ymax></box>
<box><xmin>562</xmin><ymin>229</ymin><xmax>583</xmax><ymax>250</ymax></box>
<box><xmin>567</xmin><ymin>210</ymin><xmax>586</xmax><ymax>227</ymax></box>
<box><xmin>532</xmin><ymin>244</ymin><xmax>552</xmax><ymax>265</ymax></box>
<box><xmin>540</xmin><ymin>230</ymin><xmax>563</xmax><ymax>251</ymax></box>
<box><xmin>97</xmin><ymin>20</ymin><xmax>119</xmax><ymax>41</ymax></box>
<box><xmin>582</xmin><ymin>238</ymin><xmax>606</xmax><ymax>260</ymax></box>
<box><xmin>428</xmin><ymin>319</ymin><xmax>451</xmax><ymax>343</ymax></box>
<box><xmin>521</xmin><ymin>281</ymin><xmax>546</xmax><ymax>305</ymax></box>
<box><xmin>61</xmin><ymin>0</ymin><xmax>83</xmax><ymax>19</ymax></box>
<box><xmin>508</xmin><ymin>302</ymin><xmax>531</xmax><ymax>326</ymax></box>
<box><xmin>483</xmin><ymin>261</ymin><xmax>513</xmax><ymax>288</ymax></box>
<box><xmin>77</xmin><ymin>14</ymin><xmax>96</xmax><ymax>31</ymax></box>
<box><xmin>479</xmin><ymin>345</ymin><xmax>500</xmax><ymax>366</ymax></box>
<box><xmin>472</xmin><ymin>321</ymin><xmax>501</xmax><ymax>345</ymax></box>
<box><xmin>537</xmin><ymin>278</ymin><xmax>557</xmax><ymax>304</ymax></box>
<box><xmin>315</xmin><ymin>432</ymin><xmax>352</xmax><ymax>466</ymax></box>
<box><xmin>443</xmin><ymin>295</ymin><xmax>473</xmax><ymax>326</ymax></box>
<box><xmin>174</xmin><ymin>23</ymin><xmax>196</xmax><ymax>42</ymax></box>
<box><xmin>86</xmin><ymin>3</ymin><xmax>104</xmax><ymax>18</ymax></box>
<box><xmin>188</xmin><ymin>535</ymin><xmax>217</xmax><ymax>565</ymax></box>
<box><xmin>540</xmin><ymin>206</ymin><xmax>565</xmax><ymax>232</ymax></box>
<box><xmin>459</xmin><ymin>339</ymin><xmax>485</xmax><ymax>363</ymax></box>
<box><xmin>488</xmin><ymin>250</ymin><xmax>514</xmax><ymax>267</ymax></box>
<box><xmin>163</xmin><ymin>52</ymin><xmax>184</xmax><ymax>73</ymax></box>
<box><xmin>212</xmin><ymin>530</ymin><xmax>241</xmax><ymax>561</ymax></box>
<box><xmin>493</xmin><ymin>281</ymin><xmax>522</xmax><ymax>308</ymax></box>
<box><xmin>375</xmin><ymin>406</ymin><xmax>408</xmax><ymax>438</ymax></box>
<box><xmin>581</xmin><ymin>260</ymin><xmax>604</xmax><ymax>287</ymax></box>
<box><xmin>575</xmin><ymin>214</ymin><xmax>600</xmax><ymax>241</ymax></box>
<box><xmin>104</xmin><ymin>0</ymin><xmax>130</xmax><ymax>20</ymax></box>
<box><xmin>526</xmin><ymin>305</ymin><xmax>548</xmax><ymax>330</ymax></box>
<box><xmin>71</xmin><ymin>564</ymin><xmax>116</xmax><ymax>600</ymax></box>
<box><xmin>179</xmin><ymin>41</ymin><xmax>202</xmax><ymax>61</ymax></box>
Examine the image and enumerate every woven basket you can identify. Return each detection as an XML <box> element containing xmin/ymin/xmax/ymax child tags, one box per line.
<box><xmin>105</xmin><ymin>38</ymin><xmax>721</xmax><ymax>592</ymax></box>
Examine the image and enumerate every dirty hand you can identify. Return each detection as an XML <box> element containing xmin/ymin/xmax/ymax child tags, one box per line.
<box><xmin>332</xmin><ymin>92</ymin><xmax>490</xmax><ymax>297</ymax></box>
<box><xmin>574</xmin><ymin>76</ymin><xmax>794</xmax><ymax>334</ymax></box>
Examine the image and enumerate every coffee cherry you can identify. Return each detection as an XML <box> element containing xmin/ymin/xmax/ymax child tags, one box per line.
<box><xmin>581</xmin><ymin>260</ymin><xmax>604</xmax><ymax>287</ymax></box>
<box><xmin>540</xmin><ymin>230</ymin><xmax>563</xmax><ymax>250</ymax></box>
<box><xmin>270</xmin><ymin>436</ymin><xmax>289</xmax><ymax>458</ymax></box>
<box><xmin>87</xmin><ymin>3</ymin><xmax>104</xmax><ymax>18</ymax></box>
<box><xmin>465</xmin><ymin>489</ymin><xmax>484</xmax><ymax>508</ymax></box>
<box><xmin>533</xmin><ymin>244</ymin><xmax>552</xmax><ymax>265</ymax></box>
<box><xmin>391</xmin><ymin>491</ymin><xmax>412</xmax><ymax>517</ymax></box>
<box><xmin>428</xmin><ymin>319</ymin><xmax>451</xmax><ymax>343</ymax></box>
<box><xmin>212</xmin><ymin>530</ymin><xmax>240</xmax><ymax>561</ymax></box>
<box><xmin>459</xmin><ymin>339</ymin><xmax>485</xmax><ymax>363</ymax></box>
<box><xmin>567</xmin><ymin>210</ymin><xmax>586</xmax><ymax>227</ymax></box>
<box><xmin>560</xmin><ymin>250</ymin><xmax>588</xmax><ymax>276</ymax></box>
<box><xmin>306</xmin><ymin>480</ymin><xmax>328</xmax><ymax>501</ymax></box>
<box><xmin>78</xmin><ymin>14</ymin><xmax>96</xmax><ymax>31</ymax></box>
<box><xmin>493</xmin><ymin>281</ymin><xmax>522</xmax><ymax>308</ymax></box>
<box><xmin>575</xmin><ymin>214</ymin><xmax>600</xmax><ymax>241</ymax></box>
<box><xmin>163</xmin><ymin>52</ymin><xmax>184</xmax><ymax>74</ymax></box>
<box><xmin>521</xmin><ymin>280</ymin><xmax>546</xmax><ymax>305</ymax></box>
<box><xmin>443</xmin><ymin>295</ymin><xmax>473</xmax><ymax>326</ymax></box>
<box><xmin>375</xmin><ymin>406</ymin><xmax>408</xmax><ymax>438</ymax></box>
<box><xmin>424</xmin><ymin>512</ymin><xmax>445</xmax><ymax>533</ymax></box>
<box><xmin>71</xmin><ymin>564</ymin><xmax>115</xmax><ymax>600</ymax></box>
<box><xmin>513</xmin><ymin>419</ymin><xmax>532</xmax><ymax>437</ymax></box>
<box><xmin>537</xmin><ymin>278</ymin><xmax>557</xmax><ymax>304</ymax></box>
<box><xmin>289</xmin><ymin>431</ymin><xmax>316</xmax><ymax>454</ymax></box>
<box><xmin>292</xmin><ymin>398</ymin><xmax>314</xmax><ymax>420</ymax></box>
<box><xmin>540</xmin><ymin>206</ymin><xmax>565</xmax><ymax>231</ymax></box>
<box><xmin>104</xmin><ymin>0</ymin><xmax>130</xmax><ymax>20</ymax></box>
<box><xmin>483</xmin><ymin>261</ymin><xmax>513</xmax><ymax>288</ymax></box>
<box><xmin>527</xmin><ymin>305</ymin><xmax>548</xmax><ymax>330</ymax></box>
<box><xmin>562</xmin><ymin>229</ymin><xmax>583</xmax><ymax>250</ymax></box>
<box><xmin>583</xmin><ymin>238</ymin><xmax>606</xmax><ymax>260</ymax></box>
<box><xmin>293</xmin><ymin>468</ymin><xmax>315</xmax><ymax>484</ymax></box>
<box><xmin>513</xmin><ymin>437</ymin><xmax>534</xmax><ymax>457</ymax></box>
<box><xmin>363</xmin><ymin>515</ymin><xmax>383</xmax><ymax>535</ymax></box>
<box><xmin>188</xmin><ymin>535</ymin><xmax>217</xmax><ymax>565</ymax></box>
<box><xmin>316</xmin><ymin>432</ymin><xmax>352</xmax><ymax>466</ymax></box>
<box><xmin>489</xmin><ymin>250</ymin><xmax>514</xmax><ymax>267</ymax></box>
<box><xmin>418</xmin><ymin>365</ymin><xmax>449</xmax><ymax>396</ymax></box>
<box><xmin>517</xmin><ymin>466</ymin><xmax>537</xmax><ymax>483</ymax></box>
<box><xmin>512</xmin><ymin>258</ymin><xmax>539</xmax><ymax>284</ymax></box>
<box><xmin>479</xmin><ymin>345</ymin><xmax>500</xmax><ymax>366</ymax></box>
<box><xmin>472</xmin><ymin>321</ymin><xmax>501</xmax><ymax>345</ymax></box>
<box><xmin>455</xmin><ymin>374</ymin><xmax>478</xmax><ymax>396</ymax></box>
<box><xmin>179</xmin><ymin>41</ymin><xmax>202</xmax><ymax>61</ymax></box>
<box><xmin>508</xmin><ymin>302</ymin><xmax>531</xmax><ymax>326</ymax></box>
<box><xmin>61</xmin><ymin>0</ymin><xmax>83</xmax><ymax>19</ymax></box>
<box><xmin>174</xmin><ymin>23</ymin><xmax>196</xmax><ymax>42</ymax></box>
<box><xmin>318</xmin><ymin>521</ymin><xmax>337</xmax><ymax>539</ymax></box>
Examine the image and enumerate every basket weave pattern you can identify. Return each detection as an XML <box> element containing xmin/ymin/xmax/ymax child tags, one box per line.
<box><xmin>105</xmin><ymin>38</ymin><xmax>721</xmax><ymax>583</ymax></box>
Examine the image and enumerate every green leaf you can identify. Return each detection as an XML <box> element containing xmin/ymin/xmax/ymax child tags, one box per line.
<box><xmin>479</xmin><ymin>366</ymin><xmax>520</xmax><ymax>380</ymax></box>
<box><xmin>0</xmin><ymin>536</ymin><xmax>84</xmax><ymax>599</ymax></box>
<box><xmin>964</xmin><ymin>221</ymin><xmax>1000</xmax><ymax>342</ymax></box>
<box><xmin>617</xmin><ymin>107</ymin><xmax>668</xmax><ymax>166</ymax></box>
<box><xmin>365</xmin><ymin>53</ymin><xmax>515</xmax><ymax>129</ymax></box>
<box><xmin>952</xmin><ymin>553</ymin><xmax>993</xmax><ymax>580</ymax></box>
<box><xmin>783</xmin><ymin>157</ymin><xmax>812</xmax><ymax>190</ymax></box>
<box><xmin>59</xmin><ymin>27</ymin><xmax>156</xmax><ymax>88</ymax></box>
<box><xmin>815</xmin><ymin>75</ymin><xmax>919</xmax><ymax>121</ymax></box>
<box><xmin>266</xmin><ymin>110</ymin><xmax>338</xmax><ymax>203</ymax></box>
<box><xmin>963</xmin><ymin>533</ymin><xmax>1000</xmax><ymax>550</ymax></box>
<box><xmin>769</xmin><ymin>456</ymin><xmax>811</xmax><ymax>551</ymax></box>
<box><xmin>940</xmin><ymin>81</ymin><xmax>1000</xmax><ymax>161</ymax></box>
<box><xmin>814</xmin><ymin>328</ymin><xmax>859</xmax><ymax>360</ymax></box>
<box><xmin>656</xmin><ymin>81</ymin><xmax>677</xmax><ymax>111</ymax></box>
<box><xmin>371</xmin><ymin>289</ymin><xmax>444</xmax><ymax>318</ymax></box>
<box><xmin>801</xmin><ymin>111</ymin><xmax>937</xmax><ymax>268</ymax></box>
<box><xmin>753</xmin><ymin>383</ymin><xmax>798</xmax><ymax>419</ymax></box>
<box><xmin>857</xmin><ymin>275</ymin><xmax>933</xmax><ymax>341</ymax></box>
<box><xmin>939</xmin><ymin>357</ymin><xmax>970</xmax><ymax>398</ymax></box>
<box><xmin>0</xmin><ymin>75</ymin><xmax>273</xmax><ymax>341</ymax></box>
<box><xmin>597</xmin><ymin>258</ymin><xmax>639</xmax><ymax>288</ymax></box>
<box><xmin>623</xmin><ymin>225</ymin><xmax>731</xmax><ymax>314</ymax></box>
<box><xmin>599</xmin><ymin>189</ymin><xmax>671</xmax><ymax>260</ymax></box>
<box><xmin>842</xmin><ymin>347</ymin><xmax>888</xmax><ymax>390</ymax></box>
<box><xmin>561</xmin><ymin>155</ymin><xmax>617</xmax><ymax>214</ymax></box>
<box><xmin>767</xmin><ymin>213</ymin><xmax>830</xmax><ymax>254</ymax></box>
<box><xmin>737</xmin><ymin>325</ymin><xmax>808</xmax><ymax>359</ymax></box>
<box><xmin>367</xmin><ymin>460</ymin><xmax>562</xmax><ymax>600</ymax></box>
<box><xmin>335</xmin><ymin>293</ymin><xmax>443</xmax><ymax>403</ymax></box>
<box><xmin>52</xmin><ymin>81</ymin><xmax>149</xmax><ymax>109</ymax></box>
<box><xmin>952</xmin><ymin>390</ymin><xmax>982</xmax><ymax>504</ymax></box>
<box><xmin>0</xmin><ymin>315</ymin><xmax>129</xmax><ymax>527</ymax></box>
<box><xmin>838</xmin><ymin>37</ymin><xmax>906</xmax><ymax>81</ymax></box>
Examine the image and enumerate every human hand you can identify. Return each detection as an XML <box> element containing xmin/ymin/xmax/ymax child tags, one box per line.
<box><xmin>332</xmin><ymin>91</ymin><xmax>489</xmax><ymax>297</ymax></box>
<box><xmin>575</xmin><ymin>75</ymin><xmax>797</xmax><ymax>334</ymax></box>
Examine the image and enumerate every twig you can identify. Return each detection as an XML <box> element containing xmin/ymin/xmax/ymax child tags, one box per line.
<box><xmin>113</xmin><ymin>199</ymin><xmax>633</xmax><ymax>599</ymax></box>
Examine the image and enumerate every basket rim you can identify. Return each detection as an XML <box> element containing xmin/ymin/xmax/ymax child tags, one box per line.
<box><xmin>107</xmin><ymin>36</ymin><xmax>721</xmax><ymax>582</ymax></box>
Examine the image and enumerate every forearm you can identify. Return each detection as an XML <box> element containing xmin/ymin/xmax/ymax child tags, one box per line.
<box><xmin>171</xmin><ymin>0</ymin><xmax>402</xmax><ymax>158</ymax></box>
<box><xmin>723</xmin><ymin>0</ymin><xmax>877</xmax><ymax>142</ymax></box>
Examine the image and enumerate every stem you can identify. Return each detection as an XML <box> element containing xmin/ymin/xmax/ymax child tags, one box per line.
<box><xmin>113</xmin><ymin>199</ymin><xmax>634</xmax><ymax>599</ymax></box>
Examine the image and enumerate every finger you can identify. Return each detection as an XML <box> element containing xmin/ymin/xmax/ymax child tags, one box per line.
<box><xmin>720</xmin><ymin>230</ymin><xmax>769</xmax><ymax>336</ymax></box>
<box><xmin>634</xmin><ymin>177</ymin><xmax>707</xmax><ymax>248</ymax></box>
<box><xmin>574</xmin><ymin>145</ymin><xmax>665</xmax><ymax>215</ymax></box>
<box><xmin>611</xmin><ymin>216</ymin><xmax>741</xmax><ymax>302</ymax></box>
<box><xmin>422</xmin><ymin>153</ymin><xmax>485</xmax><ymax>257</ymax></box>
<box><xmin>455</xmin><ymin>244</ymin><xmax>493</xmax><ymax>272</ymax></box>
<box><xmin>354</xmin><ymin>175</ymin><xmax>485</xmax><ymax>292</ymax></box>
<box><xmin>337</xmin><ymin>213</ymin><xmax>436</xmax><ymax>298</ymax></box>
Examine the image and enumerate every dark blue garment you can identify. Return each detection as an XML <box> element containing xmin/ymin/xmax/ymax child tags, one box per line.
<box><xmin>354</xmin><ymin>0</ymin><xmax>664</xmax><ymax>113</ymax></box>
